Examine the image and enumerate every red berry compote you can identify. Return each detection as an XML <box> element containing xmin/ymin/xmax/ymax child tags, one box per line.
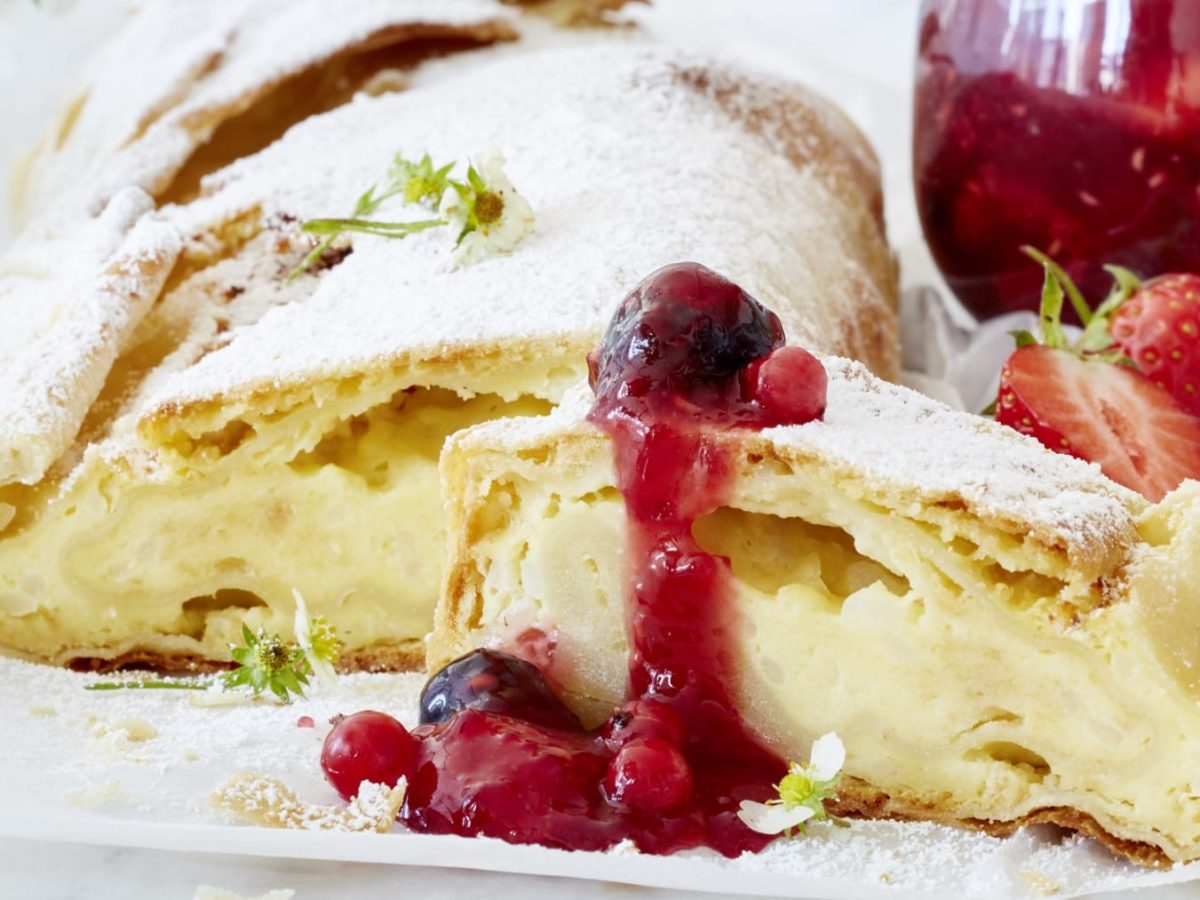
<box><xmin>915</xmin><ymin>0</ymin><xmax>1200</xmax><ymax>322</ymax></box>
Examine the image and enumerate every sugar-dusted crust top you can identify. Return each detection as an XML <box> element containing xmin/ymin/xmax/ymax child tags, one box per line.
<box><xmin>767</xmin><ymin>357</ymin><xmax>1144</xmax><ymax>575</ymax></box>
<box><xmin>0</xmin><ymin>189</ymin><xmax>180</xmax><ymax>487</ymax></box>
<box><xmin>449</xmin><ymin>356</ymin><xmax>1143</xmax><ymax>579</ymax></box>
<box><xmin>133</xmin><ymin>41</ymin><xmax>896</xmax><ymax>434</ymax></box>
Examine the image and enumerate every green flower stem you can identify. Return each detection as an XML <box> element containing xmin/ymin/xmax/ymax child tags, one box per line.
<box><xmin>287</xmin><ymin>152</ymin><xmax>457</xmax><ymax>281</ymax></box>
<box><xmin>85</xmin><ymin>680</ymin><xmax>210</xmax><ymax>692</ymax></box>
<box><xmin>300</xmin><ymin>217</ymin><xmax>445</xmax><ymax>237</ymax></box>
<box><xmin>288</xmin><ymin>235</ymin><xmax>337</xmax><ymax>282</ymax></box>
<box><xmin>288</xmin><ymin>217</ymin><xmax>446</xmax><ymax>281</ymax></box>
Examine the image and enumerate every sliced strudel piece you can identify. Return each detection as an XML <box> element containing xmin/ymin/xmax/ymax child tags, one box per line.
<box><xmin>432</xmin><ymin>353</ymin><xmax>1200</xmax><ymax>864</ymax></box>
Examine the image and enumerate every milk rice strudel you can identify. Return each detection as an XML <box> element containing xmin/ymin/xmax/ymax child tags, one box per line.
<box><xmin>0</xmin><ymin>36</ymin><xmax>896</xmax><ymax>670</ymax></box>
<box><xmin>433</xmin><ymin>353</ymin><xmax>1200</xmax><ymax>864</ymax></box>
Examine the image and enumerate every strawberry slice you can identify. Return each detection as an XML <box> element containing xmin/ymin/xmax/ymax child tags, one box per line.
<box><xmin>1107</xmin><ymin>273</ymin><xmax>1200</xmax><ymax>417</ymax></box>
<box><xmin>990</xmin><ymin>249</ymin><xmax>1200</xmax><ymax>500</ymax></box>
<box><xmin>997</xmin><ymin>344</ymin><xmax>1200</xmax><ymax>501</ymax></box>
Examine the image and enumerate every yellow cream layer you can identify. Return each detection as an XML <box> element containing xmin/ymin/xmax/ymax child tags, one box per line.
<box><xmin>0</xmin><ymin>387</ymin><xmax>551</xmax><ymax>666</ymax></box>
<box><xmin>449</xmin><ymin>457</ymin><xmax>1200</xmax><ymax>861</ymax></box>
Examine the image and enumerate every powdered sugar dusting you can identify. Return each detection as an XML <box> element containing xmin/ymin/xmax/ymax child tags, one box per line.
<box><xmin>96</xmin><ymin>226</ymin><xmax>317</xmax><ymax>460</ymax></box>
<box><xmin>0</xmin><ymin>188</ymin><xmax>181</xmax><ymax>486</ymax></box>
<box><xmin>771</xmin><ymin>357</ymin><xmax>1142</xmax><ymax>568</ymax></box>
<box><xmin>0</xmin><ymin>656</ymin><xmax>1192</xmax><ymax>898</ymax></box>
<box><xmin>139</xmin><ymin>41</ymin><xmax>893</xmax><ymax>421</ymax></box>
<box><xmin>460</xmin><ymin>356</ymin><xmax>1141</xmax><ymax>574</ymax></box>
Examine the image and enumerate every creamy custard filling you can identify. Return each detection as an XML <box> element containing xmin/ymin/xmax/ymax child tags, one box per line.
<box><xmin>0</xmin><ymin>387</ymin><xmax>551</xmax><ymax>665</ymax></box>
<box><xmin>446</xmin><ymin>461</ymin><xmax>1200</xmax><ymax>860</ymax></box>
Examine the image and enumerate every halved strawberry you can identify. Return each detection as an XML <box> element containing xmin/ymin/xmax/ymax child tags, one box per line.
<box><xmin>1106</xmin><ymin>274</ymin><xmax>1200</xmax><ymax>417</ymax></box>
<box><xmin>991</xmin><ymin>251</ymin><xmax>1200</xmax><ymax>501</ymax></box>
<box><xmin>997</xmin><ymin>344</ymin><xmax>1200</xmax><ymax>501</ymax></box>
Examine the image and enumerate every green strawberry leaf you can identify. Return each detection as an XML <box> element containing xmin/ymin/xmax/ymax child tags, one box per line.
<box><xmin>1022</xmin><ymin>245</ymin><xmax>1093</xmax><ymax>325</ymax></box>
<box><xmin>1037</xmin><ymin>265</ymin><xmax>1071</xmax><ymax>349</ymax></box>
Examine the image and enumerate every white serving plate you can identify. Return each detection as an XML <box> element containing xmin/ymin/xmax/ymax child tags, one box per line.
<box><xmin>2</xmin><ymin>2</ymin><xmax>1198</xmax><ymax>898</ymax></box>
<box><xmin>1</xmin><ymin>658</ymin><xmax>1197</xmax><ymax>900</ymax></box>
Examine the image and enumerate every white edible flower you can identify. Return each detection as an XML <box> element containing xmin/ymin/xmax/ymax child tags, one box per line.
<box><xmin>737</xmin><ymin>798</ymin><xmax>817</xmax><ymax>836</ymax></box>
<box><xmin>736</xmin><ymin>731</ymin><xmax>845</xmax><ymax>837</ymax></box>
<box><xmin>438</xmin><ymin>152</ymin><xmax>535</xmax><ymax>267</ymax></box>
<box><xmin>807</xmin><ymin>731</ymin><xmax>846</xmax><ymax>782</ymax></box>
<box><xmin>292</xmin><ymin>588</ymin><xmax>338</xmax><ymax>690</ymax></box>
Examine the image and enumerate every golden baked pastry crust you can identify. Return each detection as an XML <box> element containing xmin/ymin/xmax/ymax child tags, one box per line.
<box><xmin>143</xmin><ymin>43</ymin><xmax>898</xmax><ymax>444</ymax></box>
<box><xmin>0</xmin><ymin>190</ymin><xmax>180</xmax><ymax>488</ymax></box>
<box><xmin>434</xmin><ymin>360</ymin><xmax>1141</xmax><ymax>669</ymax></box>
<box><xmin>831</xmin><ymin>779</ymin><xmax>1170</xmax><ymax>868</ymax></box>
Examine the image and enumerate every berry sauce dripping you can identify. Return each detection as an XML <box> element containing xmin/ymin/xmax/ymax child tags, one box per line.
<box><xmin>914</xmin><ymin>0</ymin><xmax>1200</xmax><ymax>323</ymax></box>
<box><xmin>584</xmin><ymin>261</ymin><xmax>816</xmax><ymax>854</ymax></box>
<box><xmin>335</xmin><ymin>263</ymin><xmax>827</xmax><ymax>855</ymax></box>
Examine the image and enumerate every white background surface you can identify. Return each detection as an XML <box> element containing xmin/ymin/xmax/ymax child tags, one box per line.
<box><xmin>0</xmin><ymin>1</ymin><xmax>1196</xmax><ymax>898</ymax></box>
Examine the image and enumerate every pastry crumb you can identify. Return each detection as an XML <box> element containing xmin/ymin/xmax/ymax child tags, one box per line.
<box><xmin>212</xmin><ymin>772</ymin><xmax>404</xmax><ymax>833</ymax></box>
<box><xmin>1019</xmin><ymin>870</ymin><xmax>1063</xmax><ymax>895</ymax></box>
<box><xmin>113</xmin><ymin>717</ymin><xmax>158</xmax><ymax>742</ymax></box>
<box><xmin>63</xmin><ymin>780</ymin><xmax>124</xmax><ymax>809</ymax></box>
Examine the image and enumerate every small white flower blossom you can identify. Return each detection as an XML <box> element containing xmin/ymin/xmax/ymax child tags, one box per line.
<box><xmin>293</xmin><ymin>588</ymin><xmax>338</xmax><ymax>690</ymax></box>
<box><xmin>438</xmin><ymin>152</ymin><xmax>535</xmax><ymax>267</ymax></box>
<box><xmin>294</xmin><ymin>150</ymin><xmax>535</xmax><ymax>277</ymax></box>
<box><xmin>808</xmin><ymin>731</ymin><xmax>846</xmax><ymax>782</ymax></box>
<box><xmin>736</xmin><ymin>732</ymin><xmax>845</xmax><ymax>837</ymax></box>
<box><xmin>737</xmin><ymin>799</ymin><xmax>816</xmax><ymax>835</ymax></box>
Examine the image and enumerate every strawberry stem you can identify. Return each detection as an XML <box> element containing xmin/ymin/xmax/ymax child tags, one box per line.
<box><xmin>1102</xmin><ymin>264</ymin><xmax>1142</xmax><ymax>296</ymax></box>
<box><xmin>990</xmin><ymin>245</ymin><xmax>1147</xmax><ymax>405</ymax></box>
<box><xmin>1010</xmin><ymin>329</ymin><xmax>1037</xmax><ymax>348</ymax></box>
<box><xmin>1077</xmin><ymin>265</ymin><xmax>1141</xmax><ymax>354</ymax></box>
<box><xmin>1016</xmin><ymin>248</ymin><xmax>1143</xmax><ymax>363</ymax></box>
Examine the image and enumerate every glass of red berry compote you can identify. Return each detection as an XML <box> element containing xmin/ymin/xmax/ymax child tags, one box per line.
<box><xmin>914</xmin><ymin>0</ymin><xmax>1200</xmax><ymax>322</ymax></box>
